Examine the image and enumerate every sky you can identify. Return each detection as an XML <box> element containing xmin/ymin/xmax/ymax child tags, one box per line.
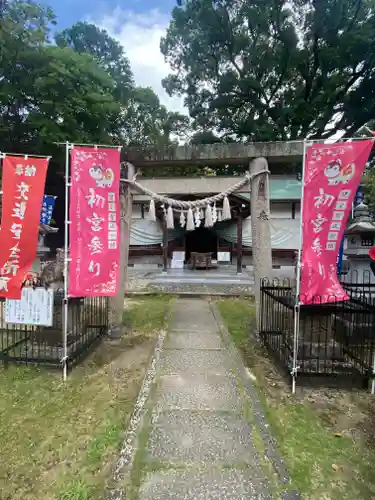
<box><xmin>42</xmin><ymin>0</ymin><xmax>186</xmax><ymax>114</ymax></box>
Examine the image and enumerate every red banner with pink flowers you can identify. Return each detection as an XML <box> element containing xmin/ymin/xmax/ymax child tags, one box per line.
<box><xmin>68</xmin><ymin>147</ymin><xmax>121</xmax><ymax>297</ymax></box>
<box><xmin>300</xmin><ymin>140</ymin><xmax>373</xmax><ymax>305</ymax></box>
<box><xmin>0</xmin><ymin>156</ymin><xmax>49</xmax><ymax>299</ymax></box>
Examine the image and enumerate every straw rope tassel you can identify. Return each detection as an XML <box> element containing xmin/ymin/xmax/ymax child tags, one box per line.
<box><xmin>121</xmin><ymin>171</ymin><xmax>269</xmax><ymax>213</ymax></box>
<box><xmin>166</xmin><ymin>205</ymin><xmax>174</xmax><ymax>229</ymax></box>
<box><xmin>222</xmin><ymin>196</ymin><xmax>231</xmax><ymax>220</ymax></box>
<box><xmin>180</xmin><ymin>211</ymin><xmax>186</xmax><ymax>228</ymax></box>
<box><xmin>186</xmin><ymin>208</ymin><xmax>195</xmax><ymax>231</ymax></box>
<box><xmin>148</xmin><ymin>199</ymin><xmax>156</xmax><ymax>221</ymax></box>
<box><xmin>194</xmin><ymin>207</ymin><xmax>201</xmax><ymax>228</ymax></box>
<box><xmin>212</xmin><ymin>203</ymin><xmax>217</xmax><ymax>224</ymax></box>
<box><xmin>205</xmin><ymin>204</ymin><xmax>213</xmax><ymax>227</ymax></box>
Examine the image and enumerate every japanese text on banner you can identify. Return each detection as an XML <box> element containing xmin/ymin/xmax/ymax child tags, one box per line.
<box><xmin>0</xmin><ymin>156</ymin><xmax>49</xmax><ymax>299</ymax></box>
<box><xmin>300</xmin><ymin>140</ymin><xmax>373</xmax><ymax>305</ymax></box>
<box><xmin>40</xmin><ymin>195</ymin><xmax>57</xmax><ymax>225</ymax></box>
<box><xmin>68</xmin><ymin>147</ymin><xmax>121</xmax><ymax>297</ymax></box>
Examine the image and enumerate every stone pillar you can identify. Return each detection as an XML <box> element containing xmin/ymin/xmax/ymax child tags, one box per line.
<box><xmin>162</xmin><ymin>218</ymin><xmax>168</xmax><ymax>273</ymax></box>
<box><xmin>250</xmin><ymin>157</ymin><xmax>272</xmax><ymax>331</ymax></box>
<box><xmin>236</xmin><ymin>213</ymin><xmax>243</xmax><ymax>274</ymax></box>
<box><xmin>109</xmin><ymin>162</ymin><xmax>134</xmax><ymax>337</ymax></box>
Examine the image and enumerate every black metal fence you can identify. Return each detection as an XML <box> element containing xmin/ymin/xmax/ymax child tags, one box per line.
<box><xmin>260</xmin><ymin>277</ymin><xmax>375</xmax><ymax>388</ymax></box>
<box><xmin>0</xmin><ymin>290</ymin><xmax>109</xmax><ymax>369</ymax></box>
<box><xmin>340</xmin><ymin>269</ymin><xmax>375</xmax><ymax>303</ymax></box>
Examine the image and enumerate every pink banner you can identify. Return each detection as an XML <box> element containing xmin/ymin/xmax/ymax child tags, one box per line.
<box><xmin>300</xmin><ymin>140</ymin><xmax>373</xmax><ymax>305</ymax></box>
<box><xmin>68</xmin><ymin>147</ymin><xmax>121</xmax><ymax>297</ymax></box>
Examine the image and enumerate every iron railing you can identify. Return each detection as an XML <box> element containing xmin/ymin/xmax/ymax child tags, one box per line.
<box><xmin>260</xmin><ymin>278</ymin><xmax>375</xmax><ymax>387</ymax></box>
<box><xmin>0</xmin><ymin>290</ymin><xmax>108</xmax><ymax>368</ymax></box>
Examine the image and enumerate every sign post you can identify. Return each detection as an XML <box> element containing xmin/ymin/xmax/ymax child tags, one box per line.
<box><xmin>5</xmin><ymin>287</ymin><xmax>53</xmax><ymax>326</ymax></box>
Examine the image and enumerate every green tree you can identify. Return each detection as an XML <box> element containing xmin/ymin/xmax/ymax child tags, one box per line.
<box><xmin>56</xmin><ymin>21</ymin><xmax>190</xmax><ymax>149</ymax></box>
<box><xmin>29</xmin><ymin>46</ymin><xmax>120</xmax><ymax>148</ymax></box>
<box><xmin>161</xmin><ymin>0</ymin><xmax>375</xmax><ymax>141</ymax></box>
<box><xmin>0</xmin><ymin>1</ymin><xmax>120</xmax><ymax>154</ymax></box>
<box><xmin>124</xmin><ymin>86</ymin><xmax>168</xmax><ymax>147</ymax></box>
<box><xmin>190</xmin><ymin>131</ymin><xmax>221</xmax><ymax>145</ymax></box>
<box><xmin>162</xmin><ymin>111</ymin><xmax>191</xmax><ymax>143</ymax></box>
<box><xmin>55</xmin><ymin>22</ymin><xmax>134</xmax><ymax>105</ymax></box>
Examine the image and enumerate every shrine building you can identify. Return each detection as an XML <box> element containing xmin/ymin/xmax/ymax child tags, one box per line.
<box><xmin>125</xmin><ymin>141</ymin><xmax>304</xmax><ymax>272</ymax></box>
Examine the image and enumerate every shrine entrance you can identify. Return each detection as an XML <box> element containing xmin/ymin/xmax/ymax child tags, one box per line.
<box><xmin>122</xmin><ymin>146</ymin><xmax>276</xmax><ymax>300</ymax></box>
<box><xmin>185</xmin><ymin>226</ymin><xmax>218</xmax><ymax>263</ymax></box>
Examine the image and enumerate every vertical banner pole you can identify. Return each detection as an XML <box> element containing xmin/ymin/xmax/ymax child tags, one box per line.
<box><xmin>62</xmin><ymin>141</ymin><xmax>71</xmax><ymax>381</ymax></box>
<box><xmin>292</xmin><ymin>139</ymin><xmax>308</xmax><ymax>394</ymax></box>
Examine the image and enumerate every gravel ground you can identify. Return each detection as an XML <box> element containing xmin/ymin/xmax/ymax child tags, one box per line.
<box><xmin>125</xmin><ymin>267</ymin><xmax>294</xmax><ymax>294</ymax></box>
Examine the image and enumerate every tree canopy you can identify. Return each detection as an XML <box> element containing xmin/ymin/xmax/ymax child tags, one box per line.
<box><xmin>55</xmin><ymin>21</ymin><xmax>134</xmax><ymax>110</ymax></box>
<box><xmin>3</xmin><ymin>0</ymin><xmax>375</xmax><ymax>174</ymax></box>
<box><xmin>0</xmin><ymin>0</ymin><xmax>189</xmax><ymax>158</ymax></box>
<box><xmin>161</xmin><ymin>0</ymin><xmax>375</xmax><ymax>141</ymax></box>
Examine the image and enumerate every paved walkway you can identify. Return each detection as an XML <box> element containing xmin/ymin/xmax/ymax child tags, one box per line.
<box><xmin>108</xmin><ymin>298</ymin><xmax>298</xmax><ymax>500</ymax></box>
<box><xmin>127</xmin><ymin>267</ymin><xmax>295</xmax><ymax>294</ymax></box>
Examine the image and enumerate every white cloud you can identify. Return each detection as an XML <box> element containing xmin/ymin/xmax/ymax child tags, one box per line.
<box><xmin>92</xmin><ymin>8</ymin><xmax>187</xmax><ymax>114</ymax></box>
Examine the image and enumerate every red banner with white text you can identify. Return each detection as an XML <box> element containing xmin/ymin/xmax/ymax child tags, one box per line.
<box><xmin>300</xmin><ymin>140</ymin><xmax>373</xmax><ymax>305</ymax></box>
<box><xmin>0</xmin><ymin>156</ymin><xmax>49</xmax><ymax>299</ymax></box>
<box><xmin>68</xmin><ymin>147</ymin><xmax>121</xmax><ymax>297</ymax></box>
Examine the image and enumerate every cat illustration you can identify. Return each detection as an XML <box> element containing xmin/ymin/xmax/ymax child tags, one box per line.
<box><xmin>324</xmin><ymin>159</ymin><xmax>355</xmax><ymax>185</ymax></box>
<box><xmin>89</xmin><ymin>165</ymin><xmax>114</xmax><ymax>188</ymax></box>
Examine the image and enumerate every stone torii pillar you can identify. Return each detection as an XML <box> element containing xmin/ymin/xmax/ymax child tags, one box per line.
<box><xmin>250</xmin><ymin>157</ymin><xmax>272</xmax><ymax>331</ymax></box>
<box><xmin>109</xmin><ymin>162</ymin><xmax>134</xmax><ymax>337</ymax></box>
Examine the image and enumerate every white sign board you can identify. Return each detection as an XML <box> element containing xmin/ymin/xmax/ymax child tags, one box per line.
<box><xmin>218</xmin><ymin>252</ymin><xmax>231</xmax><ymax>262</ymax></box>
<box><xmin>173</xmin><ymin>251</ymin><xmax>185</xmax><ymax>261</ymax></box>
<box><xmin>5</xmin><ymin>287</ymin><xmax>54</xmax><ymax>326</ymax></box>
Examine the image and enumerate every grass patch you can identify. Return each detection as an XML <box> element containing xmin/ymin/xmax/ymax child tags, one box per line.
<box><xmin>0</xmin><ymin>297</ymin><xmax>172</xmax><ymax>500</ymax></box>
<box><xmin>217</xmin><ymin>298</ymin><xmax>375</xmax><ymax>500</ymax></box>
<box><xmin>124</xmin><ymin>295</ymin><xmax>172</xmax><ymax>334</ymax></box>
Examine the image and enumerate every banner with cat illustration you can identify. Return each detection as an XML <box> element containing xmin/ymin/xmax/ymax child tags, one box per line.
<box><xmin>300</xmin><ymin>139</ymin><xmax>373</xmax><ymax>305</ymax></box>
<box><xmin>68</xmin><ymin>146</ymin><xmax>121</xmax><ymax>297</ymax></box>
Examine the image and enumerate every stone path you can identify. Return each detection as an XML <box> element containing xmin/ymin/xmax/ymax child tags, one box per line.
<box><xmin>126</xmin><ymin>267</ymin><xmax>295</xmax><ymax>294</ymax></box>
<box><xmin>107</xmin><ymin>298</ymin><xmax>298</xmax><ymax>500</ymax></box>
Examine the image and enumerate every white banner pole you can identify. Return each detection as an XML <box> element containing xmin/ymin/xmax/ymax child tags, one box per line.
<box><xmin>292</xmin><ymin>139</ymin><xmax>309</xmax><ymax>394</ymax></box>
<box><xmin>62</xmin><ymin>141</ymin><xmax>71</xmax><ymax>381</ymax></box>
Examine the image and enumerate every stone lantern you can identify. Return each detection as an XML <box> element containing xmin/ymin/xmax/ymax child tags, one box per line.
<box><xmin>343</xmin><ymin>202</ymin><xmax>375</xmax><ymax>285</ymax></box>
<box><xmin>32</xmin><ymin>224</ymin><xmax>59</xmax><ymax>273</ymax></box>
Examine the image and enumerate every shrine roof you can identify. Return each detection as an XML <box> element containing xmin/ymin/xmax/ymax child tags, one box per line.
<box><xmin>345</xmin><ymin>221</ymin><xmax>375</xmax><ymax>234</ymax></box>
